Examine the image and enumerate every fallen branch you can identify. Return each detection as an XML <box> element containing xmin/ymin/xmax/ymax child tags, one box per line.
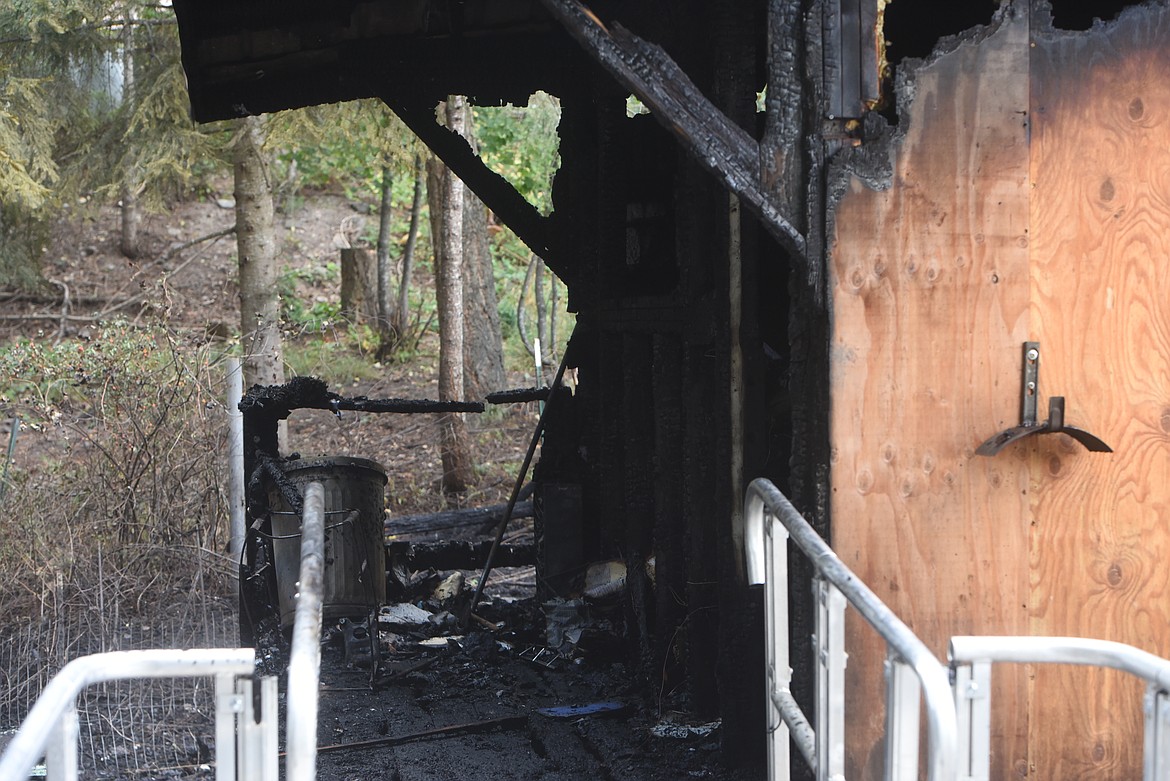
<box><xmin>154</xmin><ymin>224</ymin><xmax>236</xmax><ymax>268</ymax></box>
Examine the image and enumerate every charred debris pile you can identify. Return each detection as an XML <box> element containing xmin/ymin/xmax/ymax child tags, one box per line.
<box><xmin>235</xmin><ymin>376</ymin><xmax>652</xmax><ymax>697</ymax></box>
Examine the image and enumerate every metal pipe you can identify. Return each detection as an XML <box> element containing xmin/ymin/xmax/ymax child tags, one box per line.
<box><xmin>227</xmin><ymin>356</ymin><xmax>246</xmax><ymax>562</ymax></box>
<box><xmin>743</xmin><ymin>478</ymin><xmax>958</xmax><ymax>781</ymax></box>
<box><xmin>772</xmin><ymin>686</ymin><xmax>816</xmax><ymax>771</ymax></box>
<box><xmin>286</xmin><ymin>481</ymin><xmax>325</xmax><ymax>781</ymax></box>
<box><xmin>950</xmin><ymin>635</ymin><xmax>1170</xmax><ymax>691</ymax></box>
<box><xmin>0</xmin><ymin>648</ymin><xmax>255</xmax><ymax>781</ymax></box>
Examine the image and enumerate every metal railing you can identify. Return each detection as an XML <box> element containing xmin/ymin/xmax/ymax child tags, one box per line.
<box><xmin>949</xmin><ymin>636</ymin><xmax>1170</xmax><ymax>781</ymax></box>
<box><xmin>0</xmin><ymin>648</ymin><xmax>263</xmax><ymax>781</ymax></box>
<box><xmin>0</xmin><ymin>487</ymin><xmax>327</xmax><ymax>781</ymax></box>
<box><xmin>743</xmin><ymin>478</ymin><xmax>958</xmax><ymax>781</ymax></box>
<box><xmin>286</xmin><ymin>481</ymin><xmax>326</xmax><ymax>781</ymax></box>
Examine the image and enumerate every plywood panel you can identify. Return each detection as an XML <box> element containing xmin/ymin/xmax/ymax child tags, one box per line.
<box><xmin>1027</xmin><ymin>10</ymin><xmax>1170</xmax><ymax>779</ymax></box>
<box><xmin>828</xmin><ymin>11</ymin><xmax>1032</xmax><ymax>779</ymax></box>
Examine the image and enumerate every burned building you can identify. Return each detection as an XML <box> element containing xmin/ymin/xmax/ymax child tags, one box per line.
<box><xmin>173</xmin><ymin>1</ymin><xmax>1170</xmax><ymax>779</ymax></box>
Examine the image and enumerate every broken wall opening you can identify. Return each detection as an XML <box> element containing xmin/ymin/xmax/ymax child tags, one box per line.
<box><xmin>1048</xmin><ymin>0</ymin><xmax>1138</xmax><ymax>30</ymax></box>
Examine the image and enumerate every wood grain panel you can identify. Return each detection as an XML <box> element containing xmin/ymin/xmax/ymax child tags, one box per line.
<box><xmin>1027</xmin><ymin>9</ymin><xmax>1170</xmax><ymax>779</ymax></box>
<box><xmin>828</xmin><ymin>11</ymin><xmax>1032</xmax><ymax>779</ymax></box>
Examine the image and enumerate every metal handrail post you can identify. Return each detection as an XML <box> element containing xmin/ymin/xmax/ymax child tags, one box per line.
<box><xmin>763</xmin><ymin>509</ymin><xmax>796</xmax><ymax>780</ymax></box>
<box><xmin>885</xmin><ymin>655</ymin><xmax>923</xmax><ymax>781</ymax></box>
<box><xmin>815</xmin><ymin>579</ymin><xmax>847</xmax><ymax>780</ymax></box>
<box><xmin>286</xmin><ymin>480</ymin><xmax>325</xmax><ymax>781</ymax></box>
<box><xmin>215</xmin><ymin>672</ymin><xmax>239</xmax><ymax>781</ymax></box>
<box><xmin>45</xmin><ymin>699</ymin><xmax>79</xmax><ymax>781</ymax></box>
<box><xmin>744</xmin><ymin>477</ymin><xmax>958</xmax><ymax>781</ymax></box>
<box><xmin>1146</xmin><ymin>686</ymin><xmax>1170</xmax><ymax>780</ymax></box>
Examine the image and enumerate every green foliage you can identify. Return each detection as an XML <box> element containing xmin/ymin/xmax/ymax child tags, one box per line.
<box><xmin>272</xmin><ymin>100</ymin><xmax>420</xmax><ymax>204</ymax></box>
<box><xmin>473</xmin><ymin>92</ymin><xmax>561</xmax><ymax>216</ymax></box>
<box><xmin>284</xmin><ymin>338</ymin><xmax>381</xmax><ymax>384</ymax></box>
<box><xmin>277</xmin><ymin>261</ymin><xmax>343</xmax><ymax>331</ymax></box>
<box><xmin>0</xmin><ymin>322</ymin><xmax>179</xmax><ymax>423</ymax></box>
<box><xmin>0</xmin><ymin>76</ymin><xmax>56</xmax><ymax>209</ymax></box>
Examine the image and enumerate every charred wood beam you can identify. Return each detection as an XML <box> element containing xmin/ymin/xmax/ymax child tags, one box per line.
<box><xmin>763</xmin><ymin>0</ymin><xmax>807</xmax><ymax>235</ymax></box>
<box><xmin>486</xmin><ymin>387</ymin><xmax>551</xmax><ymax>404</ymax></box>
<box><xmin>538</xmin><ymin>0</ymin><xmax>808</xmax><ymax>265</ymax></box>
<box><xmin>240</xmin><ymin>376</ymin><xmax>483</xmax><ymax>478</ymax></box>
<box><xmin>386</xmin><ymin>497</ymin><xmax>535</xmax><ymax>537</ymax></box>
<box><xmin>386</xmin><ymin>540</ymin><xmax>536</xmax><ymax>570</ymax></box>
<box><xmin>382</xmin><ymin>96</ymin><xmax>554</xmax><ymax>265</ymax></box>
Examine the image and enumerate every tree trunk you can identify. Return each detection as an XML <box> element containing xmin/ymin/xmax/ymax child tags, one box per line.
<box><xmin>461</xmin><ymin>173</ymin><xmax>505</xmax><ymax>399</ymax></box>
<box><xmin>234</xmin><ymin>114</ymin><xmax>283</xmax><ymax>389</ymax></box>
<box><xmin>431</xmin><ymin>97</ymin><xmax>475</xmax><ymax>493</ymax></box>
<box><xmin>375</xmin><ymin>163</ymin><xmax>395</xmax><ymax>344</ymax></box>
<box><xmin>534</xmin><ymin>257</ymin><xmax>548</xmax><ymax>361</ymax></box>
<box><xmin>119</xmin><ymin>10</ymin><xmax>140</xmax><ymax>260</ymax></box>
<box><xmin>392</xmin><ymin>155</ymin><xmax>424</xmax><ymax>343</ymax></box>
<box><xmin>548</xmin><ymin>272</ymin><xmax>559</xmax><ymax>367</ymax></box>
<box><xmin>517</xmin><ymin>255</ymin><xmax>538</xmax><ymax>359</ymax></box>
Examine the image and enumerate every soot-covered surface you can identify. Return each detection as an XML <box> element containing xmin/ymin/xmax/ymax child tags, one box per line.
<box><xmin>305</xmin><ymin>598</ymin><xmax>757</xmax><ymax>781</ymax></box>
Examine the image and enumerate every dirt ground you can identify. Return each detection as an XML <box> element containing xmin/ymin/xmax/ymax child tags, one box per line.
<box><xmin>1</xmin><ymin>192</ymin><xmax>762</xmax><ymax>780</ymax></box>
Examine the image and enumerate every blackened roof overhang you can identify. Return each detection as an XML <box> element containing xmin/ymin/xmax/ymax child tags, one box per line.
<box><xmin>172</xmin><ymin>0</ymin><xmax>570</xmax><ymax>121</ymax></box>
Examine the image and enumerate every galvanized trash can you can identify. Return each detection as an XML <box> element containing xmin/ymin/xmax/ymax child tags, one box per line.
<box><xmin>267</xmin><ymin>456</ymin><xmax>387</xmax><ymax>628</ymax></box>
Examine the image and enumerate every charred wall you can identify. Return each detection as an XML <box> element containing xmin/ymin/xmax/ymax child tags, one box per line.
<box><xmin>538</xmin><ymin>0</ymin><xmax>809</xmax><ymax>766</ymax></box>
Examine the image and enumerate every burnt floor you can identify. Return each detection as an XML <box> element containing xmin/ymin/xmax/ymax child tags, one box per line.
<box><xmin>305</xmin><ymin>599</ymin><xmax>759</xmax><ymax>781</ymax></box>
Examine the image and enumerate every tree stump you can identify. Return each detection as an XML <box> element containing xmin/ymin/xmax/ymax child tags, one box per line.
<box><xmin>339</xmin><ymin>248</ymin><xmax>379</xmax><ymax>325</ymax></box>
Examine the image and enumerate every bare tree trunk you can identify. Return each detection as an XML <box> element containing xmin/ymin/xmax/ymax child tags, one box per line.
<box><xmin>431</xmin><ymin>97</ymin><xmax>475</xmax><ymax>493</ymax></box>
<box><xmin>390</xmin><ymin>155</ymin><xmax>424</xmax><ymax>345</ymax></box>
<box><xmin>119</xmin><ymin>10</ymin><xmax>140</xmax><ymax>260</ymax></box>
<box><xmin>548</xmin><ymin>272</ymin><xmax>559</xmax><ymax>366</ymax></box>
<box><xmin>460</xmin><ymin>165</ymin><xmax>505</xmax><ymax>399</ymax></box>
<box><xmin>517</xmin><ymin>255</ymin><xmax>537</xmax><ymax>359</ymax></box>
<box><xmin>375</xmin><ymin>162</ymin><xmax>394</xmax><ymax>346</ymax></box>
<box><xmin>234</xmin><ymin>114</ymin><xmax>283</xmax><ymax>390</ymax></box>
<box><xmin>534</xmin><ymin>257</ymin><xmax>547</xmax><ymax>359</ymax></box>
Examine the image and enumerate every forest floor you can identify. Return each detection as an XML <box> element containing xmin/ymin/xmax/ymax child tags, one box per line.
<box><xmin>0</xmin><ymin>191</ymin><xmax>759</xmax><ymax>780</ymax></box>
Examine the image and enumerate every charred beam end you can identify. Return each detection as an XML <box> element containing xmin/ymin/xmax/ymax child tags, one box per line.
<box><xmin>332</xmin><ymin>397</ymin><xmax>485</xmax><ymax>414</ymax></box>
<box><xmin>386</xmin><ymin>540</ymin><xmax>536</xmax><ymax>571</ymax></box>
<box><xmin>538</xmin><ymin>0</ymin><xmax>808</xmax><ymax>263</ymax></box>
<box><xmin>386</xmin><ymin>497</ymin><xmax>535</xmax><ymax>537</ymax></box>
<box><xmin>383</xmin><ymin>95</ymin><xmax>553</xmax><ymax>264</ymax></box>
<box><xmin>240</xmin><ymin>378</ymin><xmax>484</xmax><ymax>416</ymax></box>
<box><xmin>485</xmin><ymin>387</ymin><xmax>552</xmax><ymax>404</ymax></box>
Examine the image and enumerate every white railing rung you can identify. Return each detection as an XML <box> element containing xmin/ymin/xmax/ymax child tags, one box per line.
<box><xmin>815</xmin><ymin>579</ymin><xmax>847</xmax><ymax>781</ymax></box>
<box><xmin>953</xmin><ymin>660</ymin><xmax>991</xmax><ymax>781</ymax></box>
<box><xmin>885</xmin><ymin>656</ymin><xmax>922</xmax><ymax>781</ymax></box>
<box><xmin>215</xmin><ymin>672</ymin><xmax>240</xmax><ymax>781</ymax></box>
